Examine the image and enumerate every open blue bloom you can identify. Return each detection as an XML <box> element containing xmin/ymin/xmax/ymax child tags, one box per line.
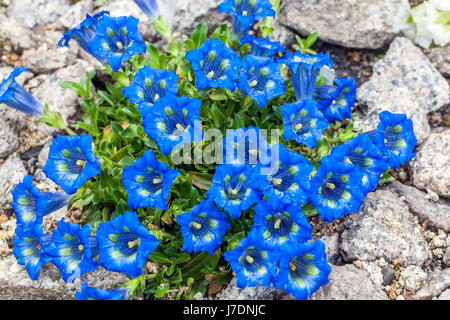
<box><xmin>314</xmin><ymin>77</ymin><xmax>357</xmax><ymax>123</ymax></box>
<box><xmin>279</xmin><ymin>51</ymin><xmax>333</xmax><ymax>101</ymax></box>
<box><xmin>329</xmin><ymin>134</ymin><xmax>389</xmax><ymax>195</ymax></box>
<box><xmin>75</xmin><ymin>281</ymin><xmax>129</xmax><ymax>300</ymax></box>
<box><xmin>122</xmin><ymin>66</ymin><xmax>179</xmax><ymax>117</ymax></box>
<box><xmin>177</xmin><ymin>200</ymin><xmax>230</xmax><ymax>255</ymax></box>
<box><xmin>59</xmin><ymin>11</ymin><xmax>109</xmax><ymax>63</ymax></box>
<box><xmin>88</xmin><ymin>15</ymin><xmax>146</xmax><ymax>72</ymax></box>
<box><xmin>185</xmin><ymin>38</ymin><xmax>242</xmax><ymax>92</ymax></box>
<box><xmin>0</xmin><ymin>67</ymin><xmax>43</xmax><ymax>116</ymax></box>
<box><xmin>44</xmin><ymin>219</ymin><xmax>98</xmax><ymax>283</ymax></box>
<box><xmin>309</xmin><ymin>155</ymin><xmax>364</xmax><ymax>222</ymax></box>
<box><xmin>43</xmin><ymin>134</ymin><xmax>101</xmax><ymax>195</ymax></box>
<box><xmin>249</xmin><ymin>144</ymin><xmax>313</xmax><ymax>206</ymax></box>
<box><xmin>249</xmin><ymin>201</ymin><xmax>312</xmax><ymax>250</ymax></box>
<box><xmin>96</xmin><ymin>211</ymin><xmax>159</xmax><ymax>278</ymax></box>
<box><xmin>281</xmin><ymin>99</ymin><xmax>329</xmax><ymax>149</ymax></box>
<box><xmin>122</xmin><ymin>150</ymin><xmax>180</xmax><ymax>210</ymax></box>
<box><xmin>240</xmin><ymin>34</ymin><xmax>285</xmax><ymax>57</ymax></box>
<box><xmin>142</xmin><ymin>96</ymin><xmax>201</xmax><ymax>155</ymax></box>
<box><xmin>133</xmin><ymin>0</ymin><xmax>159</xmax><ymax>20</ymax></box>
<box><xmin>218</xmin><ymin>0</ymin><xmax>275</xmax><ymax>40</ymax></box>
<box><xmin>224</xmin><ymin>235</ymin><xmax>279</xmax><ymax>288</ymax></box>
<box><xmin>237</xmin><ymin>55</ymin><xmax>285</xmax><ymax>108</ymax></box>
<box><xmin>12</xmin><ymin>224</ymin><xmax>52</xmax><ymax>281</ymax></box>
<box><xmin>373</xmin><ymin>111</ymin><xmax>417</xmax><ymax>169</ymax></box>
<box><xmin>206</xmin><ymin>164</ymin><xmax>261</xmax><ymax>219</ymax></box>
<box><xmin>273</xmin><ymin>240</ymin><xmax>331</xmax><ymax>300</ymax></box>
<box><xmin>11</xmin><ymin>176</ymin><xmax>69</xmax><ymax>229</ymax></box>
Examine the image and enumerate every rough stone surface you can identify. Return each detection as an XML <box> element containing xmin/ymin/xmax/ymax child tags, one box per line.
<box><xmin>426</xmin><ymin>46</ymin><xmax>450</xmax><ymax>77</ymax></box>
<box><xmin>280</xmin><ymin>0</ymin><xmax>402</xmax><ymax>49</ymax></box>
<box><xmin>218</xmin><ymin>277</ymin><xmax>288</xmax><ymax>300</ymax></box>
<box><xmin>388</xmin><ymin>181</ymin><xmax>450</xmax><ymax>232</ymax></box>
<box><xmin>409</xmin><ymin>130</ymin><xmax>450</xmax><ymax>198</ymax></box>
<box><xmin>0</xmin><ymin>153</ymin><xmax>27</xmax><ymax>207</ymax></box>
<box><xmin>444</xmin><ymin>248</ymin><xmax>450</xmax><ymax>266</ymax></box>
<box><xmin>340</xmin><ymin>190</ymin><xmax>430</xmax><ymax>267</ymax></box>
<box><xmin>399</xmin><ymin>265</ymin><xmax>427</xmax><ymax>292</ymax></box>
<box><xmin>319</xmin><ymin>233</ymin><xmax>341</xmax><ymax>265</ymax></box>
<box><xmin>0</xmin><ymin>118</ymin><xmax>19</xmax><ymax>160</ymax></box>
<box><xmin>412</xmin><ymin>269</ymin><xmax>450</xmax><ymax>300</ymax></box>
<box><xmin>0</xmin><ymin>13</ymin><xmax>36</xmax><ymax>50</ymax></box>
<box><xmin>22</xmin><ymin>44</ymin><xmax>79</xmax><ymax>74</ymax></box>
<box><xmin>355</xmin><ymin>37</ymin><xmax>450</xmax><ymax>144</ymax></box>
<box><xmin>381</xmin><ymin>265</ymin><xmax>397</xmax><ymax>286</ymax></box>
<box><xmin>438</xmin><ymin>289</ymin><xmax>450</xmax><ymax>300</ymax></box>
<box><xmin>54</xmin><ymin>0</ymin><xmax>94</xmax><ymax>30</ymax></box>
<box><xmin>311</xmin><ymin>264</ymin><xmax>389</xmax><ymax>300</ymax></box>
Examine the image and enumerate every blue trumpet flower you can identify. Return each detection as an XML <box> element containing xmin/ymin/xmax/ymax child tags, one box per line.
<box><xmin>329</xmin><ymin>134</ymin><xmax>389</xmax><ymax>195</ymax></box>
<box><xmin>59</xmin><ymin>11</ymin><xmax>109</xmax><ymax>63</ymax></box>
<box><xmin>240</xmin><ymin>34</ymin><xmax>285</xmax><ymax>57</ymax></box>
<box><xmin>122</xmin><ymin>66</ymin><xmax>179</xmax><ymax>118</ymax></box>
<box><xmin>12</xmin><ymin>224</ymin><xmax>52</xmax><ymax>281</ymax></box>
<box><xmin>224</xmin><ymin>236</ymin><xmax>279</xmax><ymax>288</ymax></box>
<box><xmin>373</xmin><ymin>111</ymin><xmax>417</xmax><ymax>169</ymax></box>
<box><xmin>141</xmin><ymin>96</ymin><xmax>201</xmax><ymax>155</ymax></box>
<box><xmin>88</xmin><ymin>15</ymin><xmax>146</xmax><ymax>72</ymax></box>
<box><xmin>177</xmin><ymin>200</ymin><xmax>230</xmax><ymax>255</ymax></box>
<box><xmin>281</xmin><ymin>99</ymin><xmax>329</xmax><ymax>149</ymax></box>
<box><xmin>273</xmin><ymin>240</ymin><xmax>331</xmax><ymax>300</ymax></box>
<box><xmin>279</xmin><ymin>51</ymin><xmax>333</xmax><ymax>101</ymax></box>
<box><xmin>96</xmin><ymin>211</ymin><xmax>159</xmax><ymax>278</ymax></box>
<box><xmin>0</xmin><ymin>67</ymin><xmax>43</xmax><ymax>116</ymax></box>
<box><xmin>249</xmin><ymin>201</ymin><xmax>312</xmax><ymax>250</ymax></box>
<box><xmin>133</xmin><ymin>0</ymin><xmax>159</xmax><ymax>20</ymax></box>
<box><xmin>309</xmin><ymin>155</ymin><xmax>365</xmax><ymax>222</ymax></box>
<box><xmin>11</xmin><ymin>176</ymin><xmax>69</xmax><ymax>229</ymax></box>
<box><xmin>237</xmin><ymin>55</ymin><xmax>285</xmax><ymax>108</ymax></box>
<box><xmin>314</xmin><ymin>77</ymin><xmax>357</xmax><ymax>123</ymax></box>
<box><xmin>43</xmin><ymin>134</ymin><xmax>101</xmax><ymax>195</ymax></box>
<box><xmin>75</xmin><ymin>281</ymin><xmax>129</xmax><ymax>300</ymax></box>
<box><xmin>206</xmin><ymin>164</ymin><xmax>261</xmax><ymax>219</ymax></box>
<box><xmin>218</xmin><ymin>0</ymin><xmax>275</xmax><ymax>41</ymax></box>
<box><xmin>249</xmin><ymin>143</ymin><xmax>313</xmax><ymax>206</ymax></box>
<box><xmin>185</xmin><ymin>38</ymin><xmax>243</xmax><ymax>92</ymax></box>
<box><xmin>44</xmin><ymin>219</ymin><xmax>98</xmax><ymax>283</ymax></box>
<box><xmin>122</xmin><ymin>150</ymin><xmax>180</xmax><ymax>210</ymax></box>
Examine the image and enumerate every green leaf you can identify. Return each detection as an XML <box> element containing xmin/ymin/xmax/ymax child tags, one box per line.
<box><xmin>188</xmin><ymin>171</ymin><xmax>212</xmax><ymax>190</ymax></box>
<box><xmin>378</xmin><ymin>170</ymin><xmax>395</xmax><ymax>186</ymax></box>
<box><xmin>210</xmin><ymin>103</ymin><xmax>226</xmax><ymax>127</ymax></box>
<box><xmin>149</xmin><ymin>251</ymin><xmax>173</xmax><ymax>264</ymax></box>
<box><xmin>315</xmin><ymin>136</ymin><xmax>331</xmax><ymax>158</ymax></box>
<box><xmin>302</xmin><ymin>204</ymin><xmax>319</xmax><ymax>217</ymax></box>
<box><xmin>189</xmin><ymin>22</ymin><xmax>208</xmax><ymax>49</ymax></box>
<box><xmin>306</xmin><ymin>32</ymin><xmax>318</xmax><ymax>47</ymax></box>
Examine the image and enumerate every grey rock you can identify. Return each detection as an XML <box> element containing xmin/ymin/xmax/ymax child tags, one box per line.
<box><xmin>437</xmin><ymin>289</ymin><xmax>450</xmax><ymax>300</ymax></box>
<box><xmin>0</xmin><ymin>153</ymin><xmax>27</xmax><ymax>207</ymax></box>
<box><xmin>319</xmin><ymin>233</ymin><xmax>340</xmax><ymax>265</ymax></box>
<box><xmin>409</xmin><ymin>130</ymin><xmax>450</xmax><ymax>198</ymax></box>
<box><xmin>381</xmin><ymin>265</ymin><xmax>397</xmax><ymax>286</ymax></box>
<box><xmin>311</xmin><ymin>264</ymin><xmax>388</xmax><ymax>300</ymax></box>
<box><xmin>399</xmin><ymin>265</ymin><xmax>427</xmax><ymax>292</ymax></box>
<box><xmin>426</xmin><ymin>46</ymin><xmax>450</xmax><ymax>77</ymax></box>
<box><xmin>412</xmin><ymin>269</ymin><xmax>450</xmax><ymax>300</ymax></box>
<box><xmin>388</xmin><ymin>181</ymin><xmax>450</xmax><ymax>232</ymax></box>
<box><xmin>340</xmin><ymin>190</ymin><xmax>430</xmax><ymax>267</ymax></box>
<box><xmin>55</xmin><ymin>0</ymin><xmax>94</xmax><ymax>30</ymax></box>
<box><xmin>0</xmin><ymin>118</ymin><xmax>18</xmax><ymax>160</ymax></box>
<box><xmin>22</xmin><ymin>44</ymin><xmax>79</xmax><ymax>74</ymax></box>
<box><xmin>218</xmin><ymin>277</ymin><xmax>288</xmax><ymax>300</ymax></box>
<box><xmin>270</xmin><ymin>20</ymin><xmax>296</xmax><ymax>46</ymax></box>
<box><xmin>280</xmin><ymin>0</ymin><xmax>402</xmax><ymax>49</ymax></box>
<box><xmin>0</xmin><ymin>13</ymin><xmax>36</xmax><ymax>50</ymax></box>
<box><xmin>355</xmin><ymin>37</ymin><xmax>450</xmax><ymax>144</ymax></box>
<box><xmin>444</xmin><ymin>248</ymin><xmax>450</xmax><ymax>267</ymax></box>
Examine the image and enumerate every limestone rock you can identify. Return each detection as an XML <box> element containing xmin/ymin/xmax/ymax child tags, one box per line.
<box><xmin>412</xmin><ymin>269</ymin><xmax>450</xmax><ymax>299</ymax></box>
<box><xmin>399</xmin><ymin>265</ymin><xmax>427</xmax><ymax>292</ymax></box>
<box><xmin>218</xmin><ymin>277</ymin><xmax>288</xmax><ymax>300</ymax></box>
<box><xmin>22</xmin><ymin>44</ymin><xmax>79</xmax><ymax>74</ymax></box>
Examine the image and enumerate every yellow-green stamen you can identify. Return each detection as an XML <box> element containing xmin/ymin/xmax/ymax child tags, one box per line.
<box><xmin>128</xmin><ymin>240</ymin><xmax>138</xmax><ymax>248</ymax></box>
<box><xmin>191</xmin><ymin>222</ymin><xmax>202</xmax><ymax>230</ymax></box>
<box><xmin>206</xmin><ymin>71</ymin><xmax>215</xmax><ymax>79</ymax></box>
<box><xmin>274</xmin><ymin>219</ymin><xmax>282</xmax><ymax>229</ymax></box>
<box><xmin>294</xmin><ymin>123</ymin><xmax>303</xmax><ymax>131</ymax></box>
<box><xmin>245</xmin><ymin>255</ymin><xmax>254</xmax><ymax>263</ymax></box>
<box><xmin>326</xmin><ymin>183</ymin><xmax>335</xmax><ymax>190</ymax></box>
<box><xmin>249</xmin><ymin>80</ymin><xmax>258</xmax><ymax>87</ymax></box>
<box><xmin>153</xmin><ymin>178</ymin><xmax>162</xmax><ymax>184</ymax></box>
<box><xmin>273</xmin><ymin>178</ymin><xmax>283</xmax><ymax>186</ymax></box>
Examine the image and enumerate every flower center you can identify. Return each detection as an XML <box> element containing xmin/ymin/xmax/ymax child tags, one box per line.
<box><xmin>326</xmin><ymin>182</ymin><xmax>335</xmax><ymax>190</ymax></box>
<box><xmin>128</xmin><ymin>239</ymin><xmax>138</xmax><ymax>248</ymax></box>
<box><xmin>294</xmin><ymin>123</ymin><xmax>303</xmax><ymax>131</ymax></box>
<box><xmin>270</xmin><ymin>167</ymin><xmax>295</xmax><ymax>192</ymax></box>
<box><xmin>189</xmin><ymin>216</ymin><xmax>211</xmax><ymax>237</ymax></box>
<box><xmin>241</xmin><ymin>248</ymin><xmax>264</xmax><ymax>273</ymax></box>
<box><xmin>249</xmin><ymin>80</ymin><xmax>258</xmax><ymax>87</ymax></box>
<box><xmin>225</xmin><ymin>176</ymin><xmax>246</xmax><ymax>200</ymax></box>
<box><xmin>267</xmin><ymin>212</ymin><xmax>293</xmax><ymax>238</ymax></box>
<box><xmin>78</xmin><ymin>244</ymin><xmax>84</xmax><ymax>251</ymax></box>
<box><xmin>206</xmin><ymin>71</ymin><xmax>215</xmax><ymax>79</ymax></box>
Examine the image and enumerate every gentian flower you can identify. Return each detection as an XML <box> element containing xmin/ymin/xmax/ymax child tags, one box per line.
<box><xmin>279</xmin><ymin>51</ymin><xmax>333</xmax><ymax>101</ymax></box>
<box><xmin>59</xmin><ymin>11</ymin><xmax>109</xmax><ymax>63</ymax></box>
<box><xmin>224</xmin><ymin>236</ymin><xmax>279</xmax><ymax>288</ymax></box>
<box><xmin>88</xmin><ymin>15</ymin><xmax>146</xmax><ymax>72</ymax></box>
<box><xmin>96</xmin><ymin>211</ymin><xmax>159</xmax><ymax>278</ymax></box>
<box><xmin>0</xmin><ymin>67</ymin><xmax>43</xmax><ymax>116</ymax></box>
<box><xmin>314</xmin><ymin>77</ymin><xmax>357</xmax><ymax>123</ymax></box>
<box><xmin>240</xmin><ymin>34</ymin><xmax>285</xmax><ymax>57</ymax></box>
<box><xmin>309</xmin><ymin>155</ymin><xmax>365</xmax><ymax>222</ymax></box>
<box><xmin>75</xmin><ymin>281</ymin><xmax>129</xmax><ymax>300</ymax></box>
<box><xmin>185</xmin><ymin>38</ymin><xmax>243</xmax><ymax>92</ymax></box>
<box><xmin>141</xmin><ymin>96</ymin><xmax>201</xmax><ymax>155</ymax></box>
<box><xmin>11</xmin><ymin>176</ymin><xmax>69</xmax><ymax>229</ymax></box>
<box><xmin>122</xmin><ymin>150</ymin><xmax>180</xmax><ymax>210</ymax></box>
<box><xmin>43</xmin><ymin>134</ymin><xmax>101</xmax><ymax>195</ymax></box>
<box><xmin>372</xmin><ymin>111</ymin><xmax>417</xmax><ymax>169</ymax></box>
<box><xmin>133</xmin><ymin>0</ymin><xmax>159</xmax><ymax>20</ymax></box>
<box><xmin>329</xmin><ymin>134</ymin><xmax>389</xmax><ymax>195</ymax></box>
<box><xmin>44</xmin><ymin>219</ymin><xmax>98</xmax><ymax>283</ymax></box>
<box><xmin>218</xmin><ymin>0</ymin><xmax>275</xmax><ymax>41</ymax></box>
<box><xmin>177</xmin><ymin>200</ymin><xmax>230</xmax><ymax>255</ymax></box>
<box><xmin>12</xmin><ymin>224</ymin><xmax>52</xmax><ymax>281</ymax></box>
<box><xmin>122</xmin><ymin>66</ymin><xmax>179</xmax><ymax>118</ymax></box>
<box><xmin>237</xmin><ymin>55</ymin><xmax>285</xmax><ymax>108</ymax></box>
<box><xmin>206</xmin><ymin>164</ymin><xmax>261</xmax><ymax>219</ymax></box>
<box><xmin>249</xmin><ymin>144</ymin><xmax>313</xmax><ymax>206</ymax></box>
<box><xmin>273</xmin><ymin>240</ymin><xmax>331</xmax><ymax>300</ymax></box>
<box><xmin>248</xmin><ymin>201</ymin><xmax>312</xmax><ymax>249</ymax></box>
<box><xmin>281</xmin><ymin>99</ymin><xmax>329</xmax><ymax>149</ymax></box>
